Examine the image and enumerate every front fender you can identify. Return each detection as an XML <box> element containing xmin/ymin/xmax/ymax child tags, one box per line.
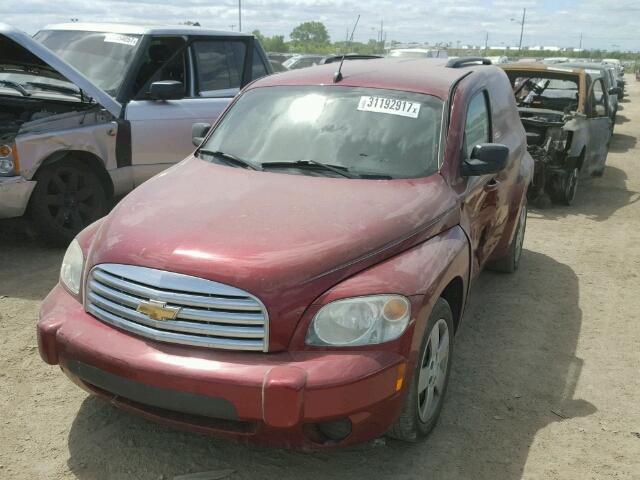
<box><xmin>16</xmin><ymin>117</ymin><xmax>116</xmax><ymax>180</ymax></box>
<box><xmin>288</xmin><ymin>226</ymin><xmax>471</xmax><ymax>362</ymax></box>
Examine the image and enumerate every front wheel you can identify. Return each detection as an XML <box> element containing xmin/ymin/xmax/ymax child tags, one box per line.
<box><xmin>387</xmin><ymin>298</ymin><xmax>454</xmax><ymax>442</ymax></box>
<box><xmin>487</xmin><ymin>201</ymin><xmax>527</xmax><ymax>273</ymax></box>
<box><xmin>29</xmin><ymin>160</ymin><xmax>108</xmax><ymax>246</ymax></box>
<box><xmin>552</xmin><ymin>166</ymin><xmax>579</xmax><ymax>205</ymax></box>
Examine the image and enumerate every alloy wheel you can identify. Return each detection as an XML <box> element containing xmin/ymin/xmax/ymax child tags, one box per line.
<box><xmin>565</xmin><ymin>167</ymin><xmax>579</xmax><ymax>204</ymax></box>
<box><xmin>417</xmin><ymin>318</ymin><xmax>450</xmax><ymax>422</ymax></box>
<box><xmin>44</xmin><ymin>167</ymin><xmax>100</xmax><ymax>232</ymax></box>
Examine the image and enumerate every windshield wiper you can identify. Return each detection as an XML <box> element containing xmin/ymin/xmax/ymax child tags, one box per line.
<box><xmin>25</xmin><ymin>81</ymin><xmax>83</xmax><ymax>98</ymax></box>
<box><xmin>198</xmin><ymin>149</ymin><xmax>260</xmax><ymax>170</ymax></box>
<box><xmin>0</xmin><ymin>80</ymin><xmax>30</xmax><ymax>97</ymax></box>
<box><xmin>261</xmin><ymin>160</ymin><xmax>357</xmax><ymax>179</ymax></box>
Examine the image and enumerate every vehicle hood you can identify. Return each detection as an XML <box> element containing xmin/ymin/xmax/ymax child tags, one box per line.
<box><xmin>0</xmin><ymin>24</ymin><xmax>121</xmax><ymax>117</ymax></box>
<box><xmin>89</xmin><ymin>157</ymin><xmax>457</xmax><ymax>349</ymax></box>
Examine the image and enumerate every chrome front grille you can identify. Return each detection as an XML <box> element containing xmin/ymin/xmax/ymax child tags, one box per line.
<box><xmin>85</xmin><ymin>264</ymin><xmax>268</xmax><ymax>351</ymax></box>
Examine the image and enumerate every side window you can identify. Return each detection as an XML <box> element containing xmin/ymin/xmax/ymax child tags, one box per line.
<box><xmin>251</xmin><ymin>46</ymin><xmax>268</xmax><ymax>80</ymax></box>
<box><xmin>193</xmin><ymin>41</ymin><xmax>246</xmax><ymax>96</ymax></box>
<box><xmin>591</xmin><ymin>79</ymin><xmax>607</xmax><ymax>117</ymax></box>
<box><xmin>465</xmin><ymin>91</ymin><xmax>491</xmax><ymax>156</ymax></box>
<box><xmin>133</xmin><ymin>37</ymin><xmax>187</xmax><ymax>98</ymax></box>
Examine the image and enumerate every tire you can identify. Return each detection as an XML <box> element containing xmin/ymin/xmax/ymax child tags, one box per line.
<box><xmin>551</xmin><ymin>166</ymin><xmax>579</xmax><ymax>206</ymax></box>
<box><xmin>29</xmin><ymin>159</ymin><xmax>108</xmax><ymax>246</ymax></box>
<box><xmin>388</xmin><ymin>298</ymin><xmax>454</xmax><ymax>442</ymax></box>
<box><xmin>487</xmin><ymin>200</ymin><xmax>527</xmax><ymax>273</ymax></box>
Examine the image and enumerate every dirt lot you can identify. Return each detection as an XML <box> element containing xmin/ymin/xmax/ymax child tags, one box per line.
<box><xmin>1</xmin><ymin>76</ymin><xmax>639</xmax><ymax>480</ymax></box>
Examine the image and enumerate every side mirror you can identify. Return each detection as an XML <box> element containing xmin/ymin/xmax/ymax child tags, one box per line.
<box><xmin>149</xmin><ymin>81</ymin><xmax>184</xmax><ymax>101</ymax></box>
<box><xmin>461</xmin><ymin>143</ymin><xmax>509</xmax><ymax>176</ymax></box>
<box><xmin>608</xmin><ymin>87</ymin><xmax>620</xmax><ymax>96</ymax></box>
<box><xmin>192</xmin><ymin>122</ymin><xmax>211</xmax><ymax>147</ymax></box>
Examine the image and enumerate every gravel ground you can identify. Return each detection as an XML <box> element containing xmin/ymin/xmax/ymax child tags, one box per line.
<box><xmin>1</xmin><ymin>76</ymin><xmax>639</xmax><ymax>480</ymax></box>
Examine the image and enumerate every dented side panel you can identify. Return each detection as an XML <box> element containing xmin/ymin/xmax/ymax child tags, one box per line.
<box><xmin>16</xmin><ymin>109</ymin><xmax>118</xmax><ymax>180</ymax></box>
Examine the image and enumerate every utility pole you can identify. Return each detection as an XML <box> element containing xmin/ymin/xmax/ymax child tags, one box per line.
<box><xmin>484</xmin><ymin>32</ymin><xmax>489</xmax><ymax>55</ymax></box>
<box><xmin>238</xmin><ymin>0</ymin><xmax>242</xmax><ymax>32</ymax></box>
<box><xmin>579</xmin><ymin>32</ymin><xmax>583</xmax><ymax>50</ymax></box>
<box><xmin>518</xmin><ymin>8</ymin><xmax>526</xmax><ymax>51</ymax></box>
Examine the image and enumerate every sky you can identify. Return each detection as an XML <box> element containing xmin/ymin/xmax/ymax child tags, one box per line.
<box><xmin>2</xmin><ymin>0</ymin><xmax>638</xmax><ymax>51</ymax></box>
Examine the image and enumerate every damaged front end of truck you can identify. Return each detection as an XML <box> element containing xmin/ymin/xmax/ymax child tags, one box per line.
<box><xmin>502</xmin><ymin>65</ymin><xmax>590</xmax><ymax>206</ymax></box>
<box><xmin>0</xmin><ymin>24</ymin><xmax>123</xmax><ymax>232</ymax></box>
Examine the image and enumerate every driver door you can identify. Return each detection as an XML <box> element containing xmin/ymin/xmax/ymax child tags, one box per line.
<box><xmin>585</xmin><ymin>77</ymin><xmax>612</xmax><ymax>174</ymax></box>
<box><xmin>124</xmin><ymin>35</ymin><xmax>254</xmax><ymax>186</ymax></box>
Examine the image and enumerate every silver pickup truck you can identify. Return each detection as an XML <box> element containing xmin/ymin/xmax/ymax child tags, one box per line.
<box><xmin>0</xmin><ymin>23</ymin><xmax>272</xmax><ymax>244</ymax></box>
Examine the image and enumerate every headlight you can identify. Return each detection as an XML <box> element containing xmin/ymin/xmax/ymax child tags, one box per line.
<box><xmin>306</xmin><ymin>295</ymin><xmax>411</xmax><ymax>346</ymax></box>
<box><xmin>60</xmin><ymin>239</ymin><xmax>84</xmax><ymax>295</ymax></box>
<box><xmin>0</xmin><ymin>144</ymin><xmax>16</xmax><ymax>176</ymax></box>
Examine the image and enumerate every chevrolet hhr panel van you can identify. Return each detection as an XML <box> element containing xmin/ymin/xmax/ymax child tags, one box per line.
<box><xmin>38</xmin><ymin>57</ymin><xmax>533</xmax><ymax>447</ymax></box>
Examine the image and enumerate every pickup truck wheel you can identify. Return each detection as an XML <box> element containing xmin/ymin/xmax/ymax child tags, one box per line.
<box><xmin>387</xmin><ymin>298</ymin><xmax>454</xmax><ymax>442</ymax></box>
<box><xmin>30</xmin><ymin>160</ymin><xmax>108</xmax><ymax>246</ymax></box>
<box><xmin>487</xmin><ymin>201</ymin><xmax>527</xmax><ymax>273</ymax></box>
<box><xmin>552</xmin><ymin>166</ymin><xmax>579</xmax><ymax>205</ymax></box>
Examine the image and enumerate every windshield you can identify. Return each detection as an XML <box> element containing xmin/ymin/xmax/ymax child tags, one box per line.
<box><xmin>507</xmin><ymin>72</ymin><xmax>580</xmax><ymax>112</ymax></box>
<box><xmin>200</xmin><ymin>86</ymin><xmax>444</xmax><ymax>179</ymax></box>
<box><xmin>34</xmin><ymin>30</ymin><xmax>141</xmax><ymax>97</ymax></box>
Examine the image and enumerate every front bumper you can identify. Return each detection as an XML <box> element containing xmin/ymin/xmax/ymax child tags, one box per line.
<box><xmin>0</xmin><ymin>176</ymin><xmax>36</xmax><ymax>218</ymax></box>
<box><xmin>38</xmin><ymin>285</ymin><xmax>408</xmax><ymax>447</ymax></box>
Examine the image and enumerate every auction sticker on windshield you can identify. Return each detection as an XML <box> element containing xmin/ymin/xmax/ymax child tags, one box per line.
<box><xmin>104</xmin><ymin>33</ymin><xmax>139</xmax><ymax>46</ymax></box>
<box><xmin>358</xmin><ymin>96</ymin><xmax>421</xmax><ymax>119</ymax></box>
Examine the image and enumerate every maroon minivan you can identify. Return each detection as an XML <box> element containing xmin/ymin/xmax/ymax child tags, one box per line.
<box><xmin>38</xmin><ymin>57</ymin><xmax>533</xmax><ymax>447</ymax></box>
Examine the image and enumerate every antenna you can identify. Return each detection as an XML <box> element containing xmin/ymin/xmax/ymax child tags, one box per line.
<box><xmin>334</xmin><ymin>14</ymin><xmax>360</xmax><ymax>83</ymax></box>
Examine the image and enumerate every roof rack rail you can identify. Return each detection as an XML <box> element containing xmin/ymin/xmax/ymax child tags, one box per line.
<box><xmin>446</xmin><ymin>57</ymin><xmax>492</xmax><ymax>68</ymax></box>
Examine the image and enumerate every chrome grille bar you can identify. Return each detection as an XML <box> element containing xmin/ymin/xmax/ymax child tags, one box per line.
<box><xmin>85</xmin><ymin>264</ymin><xmax>269</xmax><ymax>351</ymax></box>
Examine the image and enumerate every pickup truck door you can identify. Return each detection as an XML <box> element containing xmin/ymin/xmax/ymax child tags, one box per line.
<box><xmin>584</xmin><ymin>77</ymin><xmax>612</xmax><ymax>174</ymax></box>
<box><xmin>124</xmin><ymin>35</ymin><xmax>267</xmax><ymax>186</ymax></box>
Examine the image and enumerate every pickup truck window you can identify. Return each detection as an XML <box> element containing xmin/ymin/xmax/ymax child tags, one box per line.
<box><xmin>193</xmin><ymin>41</ymin><xmax>246</xmax><ymax>96</ymax></box>
<box><xmin>251</xmin><ymin>46</ymin><xmax>268</xmax><ymax>81</ymax></box>
<box><xmin>200</xmin><ymin>85</ymin><xmax>444</xmax><ymax>179</ymax></box>
<box><xmin>465</xmin><ymin>91</ymin><xmax>491</xmax><ymax>155</ymax></box>
<box><xmin>133</xmin><ymin>37</ymin><xmax>187</xmax><ymax>98</ymax></box>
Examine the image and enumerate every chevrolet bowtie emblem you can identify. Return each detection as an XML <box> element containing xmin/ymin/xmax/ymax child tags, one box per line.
<box><xmin>136</xmin><ymin>299</ymin><xmax>180</xmax><ymax>321</ymax></box>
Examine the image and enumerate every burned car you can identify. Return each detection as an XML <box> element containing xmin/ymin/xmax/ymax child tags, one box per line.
<box><xmin>501</xmin><ymin>63</ymin><xmax>612</xmax><ymax>206</ymax></box>
<box><xmin>0</xmin><ymin>23</ymin><xmax>272</xmax><ymax>244</ymax></box>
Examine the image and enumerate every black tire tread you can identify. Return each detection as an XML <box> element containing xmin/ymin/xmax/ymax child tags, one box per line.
<box><xmin>29</xmin><ymin>159</ymin><xmax>108</xmax><ymax>247</ymax></box>
<box><xmin>387</xmin><ymin>298</ymin><xmax>454</xmax><ymax>442</ymax></box>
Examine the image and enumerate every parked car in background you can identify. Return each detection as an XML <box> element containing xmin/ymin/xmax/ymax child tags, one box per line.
<box><xmin>388</xmin><ymin>48</ymin><xmax>448</xmax><ymax>59</ymax></box>
<box><xmin>320</xmin><ymin>54</ymin><xmax>382</xmax><ymax>64</ymax></box>
<box><xmin>562</xmin><ymin>61</ymin><xmax>620</xmax><ymax>124</ymax></box>
<box><xmin>487</xmin><ymin>56</ymin><xmax>509</xmax><ymax>64</ymax></box>
<box><xmin>0</xmin><ymin>23</ymin><xmax>272</xmax><ymax>244</ymax></box>
<box><xmin>501</xmin><ymin>63</ymin><xmax>612</xmax><ymax>206</ymax></box>
<box><xmin>282</xmin><ymin>54</ymin><xmax>325</xmax><ymax>70</ymax></box>
<box><xmin>602</xmin><ymin>59</ymin><xmax>625</xmax><ymax>99</ymax></box>
<box><xmin>269</xmin><ymin>60</ymin><xmax>288</xmax><ymax>73</ymax></box>
<box><xmin>542</xmin><ymin>57</ymin><xmax>570</xmax><ymax>64</ymax></box>
<box><xmin>39</xmin><ymin>56</ymin><xmax>532</xmax><ymax>448</ymax></box>
<box><xmin>267</xmin><ymin>52</ymin><xmax>296</xmax><ymax>65</ymax></box>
